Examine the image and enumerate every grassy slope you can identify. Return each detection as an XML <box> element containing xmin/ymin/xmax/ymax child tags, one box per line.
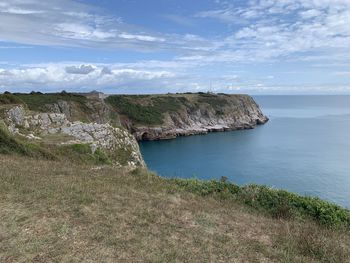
<box><xmin>0</xmin><ymin>128</ymin><xmax>54</xmax><ymax>159</ymax></box>
<box><xmin>0</xmin><ymin>127</ymin><xmax>114</xmax><ymax>165</ymax></box>
<box><xmin>1</xmin><ymin>156</ymin><xmax>349</xmax><ymax>262</ymax></box>
<box><xmin>105</xmin><ymin>93</ymin><xmax>235</xmax><ymax>126</ymax></box>
<box><xmin>106</xmin><ymin>95</ymin><xmax>187</xmax><ymax>125</ymax></box>
<box><xmin>13</xmin><ymin>93</ymin><xmax>88</xmax><ymax>112</ymax></box>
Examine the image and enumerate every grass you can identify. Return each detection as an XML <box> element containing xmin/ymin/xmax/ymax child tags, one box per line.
<box><xmin>0</xmin><ymin>156</ymin><xmax>349</xmax><ymax>262</ymax></box>
<box><xmin>53</xmin><ymin>144</ymin><xmax>112</xmax><ymax>165</ymax></box>
<box><xmin>170</xmin><ymin>179</ymin><xmax>350</xmax><ymax>229</ymax></box>
<box><xmin>106</xmin><ymin>93</ymin><xmax>247</xmax><ymax>125</ymax></box>
<box><xmin>106</xmin><ymin>95</ymin><xmax>185</xmax><ymax>125</ymax></box>
<box><xmin>197</xmin><ymin>93</ymin><xmax>230</xmax><ymax>114</ymax></box>
<box><xmin>0</xmin><ymin>128</ymin><xmax>54</xmax><ymax>159</ymax></box>
<box><xmin>13</xmin><ymin>92</ymin><xmax>88</xmax><ymax>112</ymax></box>
<box><xmin>0</xmin><ymin>93</ymin><xmax>24</xmax><ymax>105</ymax></box>
<box><xmin>0</xmin><ymin>127</ymin><xmax>113</xmax><ymax>165</ymax></box>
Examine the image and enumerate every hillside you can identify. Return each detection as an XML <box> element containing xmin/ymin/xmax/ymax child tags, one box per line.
<box><xmin>105</xmin><ymin>93</ymin><xmax>268</xmax><ymax>140</ymax></box>
<box><xmin>0</xmin><ymin>156</ymin><xmax>349</xmax><ymax>262</ymax></box>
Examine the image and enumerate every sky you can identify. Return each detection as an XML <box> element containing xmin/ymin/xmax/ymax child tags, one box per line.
<box><xmin>0</xmin><ymin>0</ymin><xmax>350</xmax><ymax>94</ymax></box>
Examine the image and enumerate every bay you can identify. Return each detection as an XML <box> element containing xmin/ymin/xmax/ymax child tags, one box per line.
<box><xmin>139</xmin><ymin>96</ymin><xmax>350</xmax><ymax>208</ymax></box>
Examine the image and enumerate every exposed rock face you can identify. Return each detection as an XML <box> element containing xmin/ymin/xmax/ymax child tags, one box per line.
<box><xmin>5</xmin><ymin>105</ymin><xmax>144</xmax><ymax>167</ymax></box>
<box><xmin>2</xmin><ymin>92</ymin><xmax>268</xmax><ymax>164</ymax></box>
<box><xmin>45</xmin><ymin>98</ymin><xmax>113</xmax><ymax>124</ymax></box>
<box><xmin>108</xmin><ymin>94</ymin><xmax>269</xmax><ymax>141</ymax></box>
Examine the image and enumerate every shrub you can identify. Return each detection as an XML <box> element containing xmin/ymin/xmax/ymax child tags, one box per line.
<box><xmin>106</xmin><ymin>96</ymin><xmax>184</xmax><ymax>125</ymax></box>
<box><xmin>171</xmin><ymin>178</ymin><xmax>350</xmax><ymax>229</ymax></box>
<box><xmin>0</xmin><ymin>128</ymin><xmax>54</xmax><ymax>159</ymax></box>
<box><xmin>0</xmin><ymin>93</ymin><xmax>24</xmax><ymax>104</ymax></box>
<box><xmin>14</xmin><ymin>92</ymin><xmax>88</xmax><ymax>112</ymax></box>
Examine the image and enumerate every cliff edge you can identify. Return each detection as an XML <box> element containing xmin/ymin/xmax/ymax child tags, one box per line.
<box><xmin>106</xmin><ymin>93</ymin><xmax>268</xmax><ymax>140</ymax></box>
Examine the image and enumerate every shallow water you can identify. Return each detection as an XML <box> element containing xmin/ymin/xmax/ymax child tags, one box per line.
<box><xmin>139</xmin><ymin>96</ymin><xmax>350</xmax><ymax>208</ymax></box>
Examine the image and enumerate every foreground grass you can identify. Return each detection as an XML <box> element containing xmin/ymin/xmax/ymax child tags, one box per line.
<box><xmin>0</xmin><ymin>156</ymin><xmax>349</xmax><ymax>262</ymax></box>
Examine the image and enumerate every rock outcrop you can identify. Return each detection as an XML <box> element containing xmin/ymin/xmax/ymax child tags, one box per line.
<box><xmin>5</xmin><ymin>105</ymin><xmax>144</xmax><ymax>167</ymax></box>
<box><xmin>106</xmin><ymin>93</ymin><xmax>268</xmax><ymax>141</ymax></box>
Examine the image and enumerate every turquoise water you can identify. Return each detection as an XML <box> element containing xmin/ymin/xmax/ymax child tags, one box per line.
<box><xmin>139</xmin><ymin>96</ymin><xmax>350</xmax><ymax>208</ymax></box>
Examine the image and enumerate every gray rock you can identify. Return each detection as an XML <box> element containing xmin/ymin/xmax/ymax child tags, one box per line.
<box><xmin>5</xmin><ymin>106</ymin><xmax>145</xmax><ymax>167</ymax></box>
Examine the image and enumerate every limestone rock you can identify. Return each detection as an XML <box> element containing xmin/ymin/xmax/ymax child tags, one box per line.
<box><xmin>5</xmin><ymin>105</ymin><xmax>144</xmax><ymax>167</ymax></box>
<box><xmin>130</xmin><ymin>95</ymin><xmax>269</xmax><ymax>141</ymax></box>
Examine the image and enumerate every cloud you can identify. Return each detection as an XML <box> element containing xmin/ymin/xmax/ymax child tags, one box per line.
<box><xmin>333</xmin><ymin>71</ymin><xmax>350</xmax><ymax>76</ymax></box>
<box><xmin>0</xmin><ymin>0</ymin><xmax>350</xmax><ymax>94</ymax></box>
<box><xmin>118</xmin><ymin>33</ymin><xmax>165</xmax><ymax>42</ymax></box>
<box><xmin>65</xmin><ymin>65</ymin><xmax>95</xmax><ymax>75</ymax></box>
<box><xmin>0</xmin><ymin>64</ymin><xmax>177</xmax><ymax>93</ymax></box>
<box><xmin>0</xmin><ymin>0</ymin><xmax>169</xmax><ymax>50</ymax></box>
<box><xmin>190</xmin><ymin>0</ymin><xmax>350</xmax><ymax>65</ymax></box>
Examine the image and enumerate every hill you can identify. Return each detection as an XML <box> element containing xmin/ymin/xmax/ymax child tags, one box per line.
<box><xmin>0</xmin><ymin>156</ymin><xmax>349</xmax><ymax>262</ymax></box>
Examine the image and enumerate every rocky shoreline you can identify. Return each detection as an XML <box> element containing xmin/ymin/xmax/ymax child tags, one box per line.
<box><xmin>133</xmin><ymin>121</ymin><xmax>268</xmax><ymax>141</ymax></box>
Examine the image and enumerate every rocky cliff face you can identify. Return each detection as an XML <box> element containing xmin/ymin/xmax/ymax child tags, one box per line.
<box><xmin>1</xmin><ymin>92</ymin><xmax>268</xmax><ymax>165</ymax></box>
<box><xmin>106</xmin><ymin>93</ymin><xmax>268</xmax><ymax>141</ymax></box>
<box><xmin>4</xmin><ymin>105</ymin><xmax>144</xmax><ymax>167</ymax></box>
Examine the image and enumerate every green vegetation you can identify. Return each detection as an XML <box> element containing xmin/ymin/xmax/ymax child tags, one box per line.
<box><xmin>0</xmin><ymin>126</ymin><xmax>112</xmax><ymax>165</ymax></box>
<box><xmin>0</xmin><ymin>93</ymin><xmax>24</xmax><ymax>105</ymax></box>
<box><xmin>113</xmin><ymin>147</ymin><xmax>133</xmax><ymax>166</ymax></box>
<box><xmin>170</xmin><ymin>179</ymin><xmax>350</xmax><ymax>229</ymax></box>
<box><xmin>1</xmin><ymin>156</ymin><xmax>349</xmax><ymax>262</ymax></box>
<box><xmin>106</xmin><ymin>93</ymin><xmax>234</xmax><ymax>123</ymax></box>
<box><xmin>106</xmin><ymin>95</ymin><xmax>184</xmax><ymax>125</ymax></box>
<box><xmin>13</xmin><ymin>92</ymin><xmax>88</xmax><ymax>112</ymax></box>
<box><xmin>54</xmin><ymin>144</ymin><xmax>112</xmax><ymax>165</ymax></box>
<box><xmin>0</xmin><ymin>127</ymin><xmax>53</xmax><ymax>159</ymax></box>
<box><xmin>197</xmin><ymin>93</ymin><xmax>229</xmax><ymax>113</ymax></box>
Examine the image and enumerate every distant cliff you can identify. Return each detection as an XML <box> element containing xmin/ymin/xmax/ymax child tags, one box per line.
<box><xmin>105</xmin><ymin>93</ymin><xmax>268</xmax><ymax>140</ymax></box>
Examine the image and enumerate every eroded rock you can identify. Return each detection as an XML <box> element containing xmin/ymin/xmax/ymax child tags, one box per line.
<box><xmin>5</xmin><ymin>105</ymin><xmax>144</xmax><ymax>167</ymax></box>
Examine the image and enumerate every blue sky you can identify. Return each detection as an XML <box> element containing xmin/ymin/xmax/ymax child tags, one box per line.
<box><xmin>0</xmin><ymin>0</ymin><xmax>350</xmax><ymax>94</ymax></box>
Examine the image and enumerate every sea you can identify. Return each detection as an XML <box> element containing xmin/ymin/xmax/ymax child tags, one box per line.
<box><xmin>139</xmin><ymin>96</ymin><xmax>350</xmax><ymax>208</ymax></box>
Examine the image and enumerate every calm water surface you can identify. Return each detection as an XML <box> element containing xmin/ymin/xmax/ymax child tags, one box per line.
<box><xmin>139</xmin><ymin>96</ymin><xmax>350</xmax><ymax>208</ymax></box>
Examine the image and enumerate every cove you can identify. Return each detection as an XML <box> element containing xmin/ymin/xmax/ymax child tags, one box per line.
<box><xmin>139</xmin><ymin>96</ymin><xmax>350</xmax><ymax>208</ymax></box>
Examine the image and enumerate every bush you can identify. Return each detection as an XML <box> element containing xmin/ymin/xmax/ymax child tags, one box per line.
<box><xmin>0</xmin><ymin>93</ymin><xmax>24</xmax><ymax>104</ymax></box>
<box><xmin>0</xmin><ymin>128</ymin><xmax>54</xmax><ymax>159</ymax></box>
<box><xmin>56</xmin><ymin>144</ymin><xmax>111</xmax><ymax>165</ymax></box>
<box><xmin>106</xmin><ymin>96</ymin><xmax>184</xmax><ymax>125</ymax></box>
<box><xmin>14</xmin><ymin>92</ymin><xmax>88</xmax><ymax>112</ymax></box>
<box><xmin>171</xmin><ymin>178</ymin><xmax>350</xmax><ymax>229</ymax></box>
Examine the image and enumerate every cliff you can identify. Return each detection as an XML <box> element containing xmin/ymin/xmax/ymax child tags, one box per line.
<box><xmin>105</xmin><ymin>93</ymin><xmax>268</xmax><ymax>140</ymax></box>
<box><xmin>0</xmin><ymin>92</ymin><xmax>267</xmax><ymax>165</ymax></box>
<box><xmin>0</xmin><ymin>93</ymin><xmax>144</xmax><ymax>167</ymax></box>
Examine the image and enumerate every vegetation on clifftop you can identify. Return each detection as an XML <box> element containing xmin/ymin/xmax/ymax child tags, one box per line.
<box><xmin>0</xmin><ymin>126</ymin><xmax>53</xmax><ymax>159</ymax></box>
<box><xmin>0</xmin><ymin>126</ymin><xmax>113</xmax><ymax>165</ymax></box>
<box><xmin>13</xmin><ymin>92</ymin><xmax>88</xmax><ymax>112</ymax></box>
<box><xmin>106</xmin><ymin>95</ymin><xmax>185</xmax><ymax>125</ymax></box>
<box><xmin>170</xmin><ymin>178</ymin><xmax>350</xmax><ymax>229</ymax></box>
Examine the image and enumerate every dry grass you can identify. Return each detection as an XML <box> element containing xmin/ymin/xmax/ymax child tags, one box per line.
<box><xmin>0</xmin><ymin>155</ymin><xmax>349</xmax><ymax>262</ymax></box>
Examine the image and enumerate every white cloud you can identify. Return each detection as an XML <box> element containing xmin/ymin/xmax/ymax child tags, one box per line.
<box><xmin>192</xmin><ymin>0</ymin><xmax>350</xmax><ymax>64</ymax></box>
<box><xmin>0</xmin><ymin>64</ymin><xmax>177</xmax><ymax>92</ymax></box>
<box><xmin>118</xmin><ymin>33</ymin><xmax>165</xmax><ymax>42</ymax></box>
<box><xmin>0</xmin><ymin>0</ymin><xmax>168</xmax><ymax>50</ymax></box>
<box><xmin>333</xmin><ymin>71</ymin><xmax>350</xmax><ymax>76</ymax></box>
